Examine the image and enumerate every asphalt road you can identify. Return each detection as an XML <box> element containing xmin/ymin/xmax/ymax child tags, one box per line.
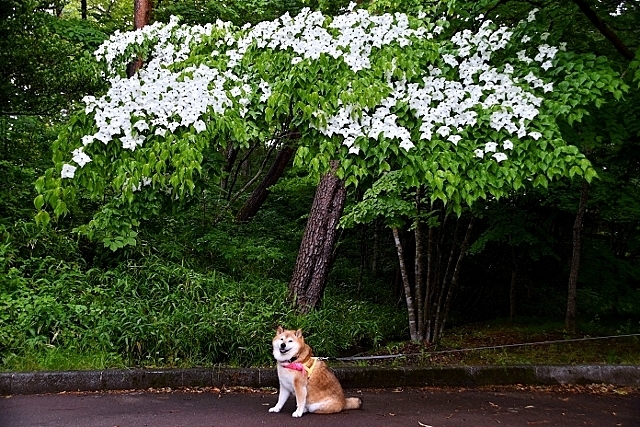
<box><xmin>1</xmin><ymin>387</ymin><xmax>638</xmax><ymax>427</ymax></box>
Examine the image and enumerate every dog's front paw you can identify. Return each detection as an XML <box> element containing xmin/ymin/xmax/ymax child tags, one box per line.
<box><xmin>268</xmin><ymin>406</ymin><xmax>281</xmax><ymax>413</ymax></box>
<box><xmin>292</xmin><ymin>409</ymin><xmax>304</xmax><ymax>418</ymax></box>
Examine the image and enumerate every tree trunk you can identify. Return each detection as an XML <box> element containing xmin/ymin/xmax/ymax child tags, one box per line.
<box><xmin>432</xmin><ymin>219</ymin><xmax>461</xmax><ymax>341</ymax></box>
<box><xmin>414</xmin><ymin>188</ymin><xmax>425</xmax><ymax>339</ymax></box>
<box><xmin>235</xmin><ymin>145</ymin><xmax>295</xmax><ymax>222</ymax></box>
<box><xmin>437</xmin><ymin>217</ymin><xmax>474</xmax><ymax>340</ymax></box>
<box><xmin>220</xmin><ymin>146</ymin><xmax>238</xmax><ymax>191</ymax></box>
<box><xmin>127</xmin><ymin>0</ymin><xmax>152</xmax><ymax>77</ymax></box>
<box><xmin>289</xmin><ymin>161</ymin><xmax>346</xmax><ymax>313</ymax></box>
<box><xmin>134</xmin><ymin>0</ymin><xmax>152</xmax><ymax>29</ymax></box>
<box><xmin>392</xmin><ymin>227</ymin><xmax>420</xmax><ymax>341</ymax></box>
<box><xmin>81</xmin><ymin>0</ymin><xmax>87</xmax><ymax>20</ymax></box>
<box><xmin>371</xmin><ymin>219</ymin><xmax>380</xmax><ymax>273</ymax></box>
<box><xmin>509</xmin><ymin>246</ymin><xmax>517</xmax><ymax>322</ymax></box>
<box><xmin>424</xmin><ymin>215</ymin><xmax>436</xmax><ymax>342</ymax></box>
<box><xmin>565</xmin><ymin>179</ymin><xmax>589</xmax><ymax>332</ymax></box>
<box><xmin>358</xmin><ymin>223</ymin><xmax>367</xmax><ymax>291</ymax></box>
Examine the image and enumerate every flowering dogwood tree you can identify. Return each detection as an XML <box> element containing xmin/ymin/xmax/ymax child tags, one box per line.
<box><xmin>35</xmin><ymin>5</ymin><xmax>624</xmax><ymax>319</ymax></box>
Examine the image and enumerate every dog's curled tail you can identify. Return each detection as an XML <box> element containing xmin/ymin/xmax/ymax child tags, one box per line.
<box><xmin>344</xmin><ymin>397</ymin><xmax>363</xmax><ymax>410</ymax></box>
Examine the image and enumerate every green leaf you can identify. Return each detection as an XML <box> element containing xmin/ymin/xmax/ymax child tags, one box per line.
<box><xmin>35</xmin><ymin>210</ymin><xmax>50</xmax><ymax>227</ymax></box>
<box><xmin>34</xmin><ymin>194</ymin><xmax>45</xmax><ymax>210</ymax></box>
<box><xmin>584</xmin><ymin>168</ymin><xmax>597</xmax><ymax>183</ymax></box>
<box><xmin>568</xmin><ymin>166</ymin><xmax>581</xmax><ymax>178</ymax></box>
<box><xmin>533</xmin><ymin>175</ymin><xmax>548</xmax><ymax>188</ymax></box>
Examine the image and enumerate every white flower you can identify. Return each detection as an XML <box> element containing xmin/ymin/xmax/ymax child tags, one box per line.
<box><xmin>94</xmin><ymin>132</ymin><xmax>110</xmax><ymax>144</ymax></box>
<box><xmin>521</xmin><ymin>35</ymin><xmax>531</xmax><ymax>43</ymax></box>
<box><xmin>517</xmin><ymin>126</ymin><xmax>527</xmax><ymax>138</ymax></box>
<box><xmin>133</xmin><ymin>120</ymin><xmax>149</xmax><ymax>131</ymax></box>
<box><xmin>291</xmin><ymin>57</ymin><xmax>303</xmax><ymax>65</ymax></box>
<box><xmin>540</xmin><ymin>32</ymin><xmax>549</xmax><ymax>41</ymax></box>
<box><xmin>442</xmin><ymin>54</ymin><xmax>458</xmax><ymax>67</ymax></box>
<box><xmin>484</xmin><ymin>141</ymin><xmax>498</xmax><ymax>152</ymax></box>
<box><xmin>517</xmin><ymin>50</ymin><xmax>532</xmax><ymax>64</ymax></box>
<box><xmin>436</xmin><ymin>126</ymin><xmax>451</xmax><ymax>137</ymax></box>
<box><xmin>529</xmin><ymin>131</ymin><xmax>542</xmax><ymax>140</ymax></box>
<box><xmin>541</xmin><ymin>60</ymin><xmax>553</xmax><ymax>70</ymax></box>
<box><xmin>527</xmin><ymin>8</ymin><xmax>539</xmax><ymax>22</ymax></box>
<box><xmin>474</xmin><ymin>149</ymin><xmax>485</xmax><ymax>158</ymax></box>
<box><xmin>258</xmin><ymin>80</ymin><xmax>272</xmax><ymax>102</ymax></box>
<box><xmin>448</xmin><ymin>134</ymin><xmax>462</xmax><ymax>145</ymax></box>
<box><xmin>503</xmin><ymin>140</ymin><xmax>513</xmax><ymax>150</ymax></box>
<box><xmin>82</xmin><ymin>135</ymin><xmax>94</xmax><ymax>146</ymax></box>
<box><xmin>399</xmin><ymin>139</ymin><xmax>415</xmax><ymax>150</ymax></box>
<box><xmin>492</xmin><ymin>152</ymin><xmax>508</xmax><ymax>162</ymax></box>
<box><xmin>193</xmin><ymin>120</ymin><xmax>206</xmax><ymax>133</ymax></box>
<box><xmin>61</xmin><ymin>163</ymin><xmax>77</xmax><ymax>179</ymax></box>
<box><xmin>72</xmin><ymin>148</ymin><xmax>92</xmax><ymax>167</ymax></box>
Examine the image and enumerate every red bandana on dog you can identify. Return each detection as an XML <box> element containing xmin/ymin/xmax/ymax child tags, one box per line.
<box><xmin>283</xmin><ymin>358</ymin><xmax>317</xmax><ymax>378</ymax></box>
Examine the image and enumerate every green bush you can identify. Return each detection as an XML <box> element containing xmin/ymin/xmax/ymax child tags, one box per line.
<box><xmin>0</xmin><ymin>254</ymin><xmax>406</xmax><ymax>369</ymax></box>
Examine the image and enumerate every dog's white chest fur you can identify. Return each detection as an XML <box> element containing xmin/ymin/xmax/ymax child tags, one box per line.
<box><xmin>276</xmin><ymin>364</ymin><xmax>299</xmax><ymax>392</ymax></box>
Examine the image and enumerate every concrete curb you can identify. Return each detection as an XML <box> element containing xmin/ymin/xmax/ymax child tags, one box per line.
<box><xmin>1</xmin><ymin>365</ymin><xmax>639</xmax><ymax>395</ymax></box>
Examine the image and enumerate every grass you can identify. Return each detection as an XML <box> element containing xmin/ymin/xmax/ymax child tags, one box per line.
<box><xmin>4</xmin><ymin>319</ymin><xmax>639</xmax><ymax>372</ymax></box>
<box><xmin>0</xmin><ymin>254</ymin><xmax>407</xmax><ymax>372</ymax></box>
<box><xmin>2</xmin><ymin>249</ymin><xmax>638</xmax><ymax>372</ymax></box>
<box><xmin>2</xmin><ymin>348</ymin><xmax>127</xmax><ymax>372</ymax></box>
<box><xmin>357</xmin><ymin>320</ymin><xmax>640</xmax><ymax>367</ymax></box>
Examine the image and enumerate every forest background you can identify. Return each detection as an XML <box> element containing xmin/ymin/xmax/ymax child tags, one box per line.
<box><xmin>1</xmin><ymin>0</ymin><xmax>639</xmax><ymax>370</ymax></box>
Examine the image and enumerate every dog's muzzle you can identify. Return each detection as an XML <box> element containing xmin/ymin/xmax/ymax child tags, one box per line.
<box><xmin>279</xmin><ymin>342</ymin><xmax>289</xmax><ymax>354</ymax></box>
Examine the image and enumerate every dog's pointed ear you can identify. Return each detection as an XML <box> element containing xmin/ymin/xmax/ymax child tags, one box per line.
<box><xmin>295</xmin><ymin>329</ymin><xmax>303</xmax><ymax>338</ymax></box>
<box><xmin>276</xmin><ymin>326</ymin><xmax>284</xmax><ymax>335</ymax></box>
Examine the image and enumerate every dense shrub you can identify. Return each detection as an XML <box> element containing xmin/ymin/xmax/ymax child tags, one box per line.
<box><xmin>0</xmin><ymin>253</ymin><xmax>406</xmax><ymax>369</ymax></box>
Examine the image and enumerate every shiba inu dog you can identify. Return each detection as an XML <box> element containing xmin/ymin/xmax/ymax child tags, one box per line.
<box><xmin>268</xmin><ymin>326</ymin><xmax>363</xmax><ymax>417</ymax></box>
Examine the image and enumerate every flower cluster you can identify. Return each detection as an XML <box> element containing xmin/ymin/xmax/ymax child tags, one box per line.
<box><xmin>312</xmin><ymin>19</ymin><xmax>555</xmax><ymax>164</ymax></box>
<box><xmin>60</xmin><ymin>7</ymin><xmax>559</xmax><ymax>178</ymax></box>
<box><xmin>81</xmin><ymin>63</ymin><xmax>232</xmax><ymax>151</ymax></box>
<box><xmin>232</xmin><ymin>8</ymin><xmax>428</xmax><ymax>72</ymax></box>
<box><xmin>94</xmin><ymin>16</ymin><xmax>229</xmax><ymax>76</ymax></box>
<box><xmin>318</xmin><ymin>92</ymin><xmax>413</xmax><ymax>155</ymax></box>
<box><xmin>69</xmin><ymin>18</ymin><xmax>246</xmax><ymax>180</ymax></box>
<box><xmin>61</xmin><ymin>8</ymin><xmax>436</xmax><ymax>177</ymax></box>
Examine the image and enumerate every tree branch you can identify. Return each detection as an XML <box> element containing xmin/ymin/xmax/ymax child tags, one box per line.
<box><xmin>572</xmin><ymin>0</ymin><xmax>635</xmax><ymax>60</ymax></box>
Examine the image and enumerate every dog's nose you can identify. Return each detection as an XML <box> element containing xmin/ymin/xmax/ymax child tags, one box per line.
<box><xmin>280</xmin><ymin>342</ymin><xmax>286</xmax><ymax>349</ymax></box>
